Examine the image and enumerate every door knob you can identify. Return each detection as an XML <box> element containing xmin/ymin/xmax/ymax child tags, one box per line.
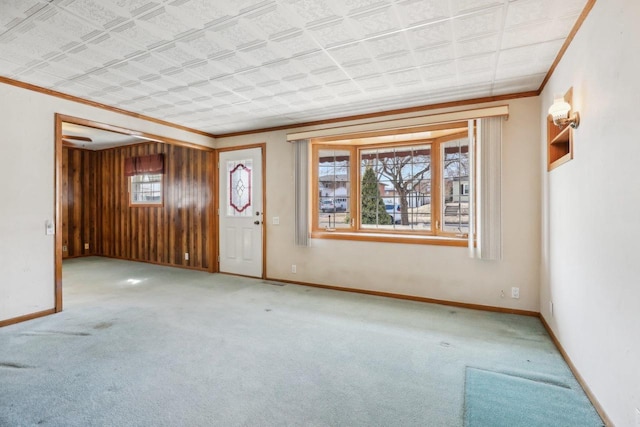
<box><xmin>254</xmin><ymin>220</ymin><xmax>260</xmax><ymax>225</ymax></box>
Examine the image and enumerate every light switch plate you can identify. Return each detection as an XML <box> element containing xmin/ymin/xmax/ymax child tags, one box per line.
<box><xmin>45</xmin><ymin>220</ymin><xmax>54</xmax><ymax>235</ymax></box>
<box><xmin>272</xmin><ymin>216</ymin><xmax>280</xmax><ymax>225</ymax></box>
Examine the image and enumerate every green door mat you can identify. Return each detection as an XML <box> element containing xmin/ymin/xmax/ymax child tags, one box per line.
<box><xmin>464</xmin><ymin>367</ymin><xmax>604</xmax><ymax>427</ymax></box>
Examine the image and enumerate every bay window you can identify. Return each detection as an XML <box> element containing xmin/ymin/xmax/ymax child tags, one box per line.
<box><xmin>311</xmin><ymin>122</ymin><xmax>471</xmax><ymax>245</ymax></box>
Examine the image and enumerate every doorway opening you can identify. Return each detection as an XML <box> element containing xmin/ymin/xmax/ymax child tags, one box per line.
<box><xmin>54</xmin><ymin>114</ymin><xmax>215</xmax><ymax>312</ymax></box>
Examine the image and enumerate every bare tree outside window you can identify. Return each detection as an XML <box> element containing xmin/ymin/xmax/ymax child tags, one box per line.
<box><xmin>311</xmin><ymin>129</ymin><xmax>472</xmax><ymax>238</ymax></box>
<box><xmin>361</xmin><ymin>144</ymin><xmax>432</xmax><ymax>227</ymax></box>
<box><xmin>361</xmin><ymin>138</ymin><xmax>469</xmax><ymax>230</ymax></box>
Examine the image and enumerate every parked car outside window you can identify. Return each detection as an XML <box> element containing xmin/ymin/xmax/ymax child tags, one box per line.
<box><xmin>321</xmin><ymin>199</ymin><xmax>335</xmax><ymax>212</ymax></box>
<box><xmin>385</xmin><ymin>204</ymin><xmax>401</xmax><ymax>224</ymax></box>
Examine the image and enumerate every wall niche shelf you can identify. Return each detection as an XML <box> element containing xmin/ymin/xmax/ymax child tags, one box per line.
<box><xmin>547</xmin><ymin>88</ymin><xmax>574</xmax><ymax>171</ymax></box>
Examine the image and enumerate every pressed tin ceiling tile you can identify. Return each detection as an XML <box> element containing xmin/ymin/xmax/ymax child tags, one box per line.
<box><xmin>387</xmin><ymin>68</ymin><xmax>422</xmax><ymax>87</ymax></box>
<box><xmin>282</xmin><ymin>0</ymin><xmax>340</xmax><ymax>27</ymax></box>
<box><xmin>34</xmin><ymin>8</ymin><xmax>98</xmax><ymax>41</ymax></box>
<box><xmin>308</xmin><ymin>18</ymin><xmax>359</xmax><ymax>48</ymax></box>
<box><xmin>0</xmin><ymin>0</ymin><xmax>590</xmax><ymax>134</ymax></box>
<box><xmin>376</xmin><ymin>50</ymin><xmax>416</xmax><ymax>73</ymax></box>
<box><xmin>396</xmin><ymin>0</ymin><xmax>450</xmax><ymax>27</ymax></box>
<box><xmin>60</xmin><ymin>0</ymin><xmax>126</xmax><ymax>28</ymax></box>
<box><xmin>505</xmin><ymin>0</ymin><xmax>551</xmax><ymax>28</ymax></box>
<box><xmin>137</xmin><ymin>6</ymin><xmax>196</xmax><ymax>38</ymax></box>
<box><xmin>237</xmin><ymin>42</ymin><xmax>287</xmax><ymax>67</ymax></box>
<box><xmin>270</xmin><ymin>31</ymin><xmax>319</xmax><ymax>57</ymax></box>
<box><xmin>342</xmin><ymin>59</ymin><xmax>378</xmax><ymax>79</ymax></box>
<box><xmin>0</xmin><ymin>0</ymin><xmax>42</xmax><ymax>31</ymax></box>
<box><xmin>244</xmin><ymin>4</ymin><xmax>298</xmax><ymax>39</ymax></box>
<box><xmin>452</xmin><ymin>0</ymin><xmax>503</xmax><ymax>15</ymax></box>
<box><xmin>328</xmin><ymin>42</ymin><xmax>370</xmax><ymax>66</ymax></box>
<box><xmin>110</xmin><ymin>20</ymin><xmax>170</xmax><ymax>48</ymax></box>
<box><xmin>87</xmin><ymin>34</ymin><xmax>141</xmax><ymax>59</ymax></box>
<box><xmin>414</xmin><ymin>44</ymin><xmax>454</xmax><ymax>66</ymax></box>
<box><xmin>166</xmin><ymin>0</ymin><xmax>231</xmax><ymax>26</ymax></box>
<box><xmin>454</xmin><ymin>7</ymin><xmax>503</xmax><ymax>41</ymax></box>
<box><xmin>406</xmin><ymin>21</ymin><xmax>454</xmax><ymax>49</ymax></box>
<box><xmin>366</xmin><ymin>32</ymin><xmax>407</xmax><ymax>59</ymax></box>
<box><xmin>0</xmin><ymin>57</ymin><xmax>25</xmax><ymax>76</ymax></box>
<box><xmin>349</xmin><ymin>5</ymin><xmax>400</xmax><ymax>39</ymax></box>
<box><xmin>456</xmin><ymin>34</ymin><xmax>499</xmax><ymax>58</ymax></box>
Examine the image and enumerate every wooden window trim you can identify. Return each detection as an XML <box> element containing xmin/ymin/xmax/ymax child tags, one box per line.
<box><xmin>436</xmin><ymin>135</ymin><xmax>472</xmax><ymax>240</ymax></box>
<box><xmin>311</xmin><ymin>127</ymin><xmax>473</xmax><ymax>245</ymax></box>
<box><xmin>310</xmin><ymin>231</ymin><xmax>467</xmax><ymax>246</ymax></box>
<box><xmin>312</xmin><ymin>144</ymin><xmax>356</xmax><ymax>232</ymax></box>
<box><xmin>129</xmin><ymin>173</ymin><xmax>164</xmax><ymax>208</ymax></box>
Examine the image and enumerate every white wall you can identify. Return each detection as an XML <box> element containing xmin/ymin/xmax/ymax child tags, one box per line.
<box><xmin>219</xmin><ymin>96</ymin><xmax>542</xmax><ymax>312</ymax></box>
<box><xmin>0</xmin><ymin>82</ymin><xmax>215</xmax><ymax>322</ymax></box>
<box><xmin>540</xmin><ymin>0</ymin><xmax>640</xmax><ymax>425</ymax></box>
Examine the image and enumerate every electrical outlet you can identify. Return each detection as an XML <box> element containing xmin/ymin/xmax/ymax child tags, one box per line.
<box><xmin>500</xmin><ymin>290</ymin><xmax>505</xmax><ymax>298</ymax></box>
<box><xmin>84</xmin><ymin>243</ymin><xmax>89</xmax><ymax>250</ymax></box>
<box><xmin>291</xmin><ymin>264</ymin><xmax>296</xmax><ymax>273</ymax></box>
<box><xmin>62</xmin><ymin>245</ymin><xmax>68</xmax><ymax>252</ymax></box>
<box><xmin>272</xmin><ymin>216</ymin><xmax>280</xmax><ymax>225</ymax></box>
<box><xmin>511</xmin><ymin>287</ymin><xmax>520</xmax><ymax>299</ymax></box>
<box><xmin>184</xmin><ymin>252</ymin><xmax>189</xmax><ymax>261</ymax></box>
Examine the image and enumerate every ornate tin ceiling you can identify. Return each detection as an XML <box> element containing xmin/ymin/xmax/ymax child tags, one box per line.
<box><xmin>0</xmin><ymin>0</ymin><xmax>589</xmax><ymax>134</ymax></box>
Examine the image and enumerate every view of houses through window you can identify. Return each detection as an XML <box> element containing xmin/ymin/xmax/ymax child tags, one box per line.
<box><xmin>318</xmin><ymin>149</ymin><xmax>351</xmax><ymax>229</ymax></box>
<box><xmin>313</xmin><ymin>123</ymin><xmax>470</xmax><ymax>239</ymax></box>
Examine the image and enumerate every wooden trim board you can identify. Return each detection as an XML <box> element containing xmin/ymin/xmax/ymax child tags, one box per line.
<box><xmin>0</xmin><ymin>76</ymin><xmax>215</xmax><ymax>139</ymax></box>
<box><xmin>96</xmin><ymin>254</ymin><xmax>210</xmax><ymax>272</ymax></box>
<box><xmin>0</xmin><ymin>309</ymin><xmax>57</xmax><ymax>328</ymax></box>
<box><xmin>266</xmin><ymin>276</ymin><xmax>539</xmax><ymax>317</ymax></box>
<box><xmin>538</xmin><ymin>0</ymin><xmax>597</xmax><ymax>93</ymax></box>
<box><xmin>56</xmin><ymin>115</ymin><xmax>214</xmax><ymax>152</ymax></box>
<box><xmin>55</xmin><ymin>115</ymin><xmax>63</xmax><ymax>312</ymax></box>
<box><xmin>218</xmin><ymin>93</ymin><xmax>535</xmax><ymax>138</ymax></box>
<box><xmin>539</xmin><ymin>315</ymin><xmax>612</xmax><ymax>426</ymax></box>
<box><xmin>266</xmin><ymin>276</ymin><xmax>610</xmax><ymax>425</ymax></box>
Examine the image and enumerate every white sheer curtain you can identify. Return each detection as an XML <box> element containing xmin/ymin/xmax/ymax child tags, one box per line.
<box><xmin>470</xmin><ymin>117</ymin><xmax>503</xmax><ymax>260</ymax></box>
<box><xmin>293</xmin><ymin>139</ymin><xmax>310</xmax><ymax>247</ymax></box>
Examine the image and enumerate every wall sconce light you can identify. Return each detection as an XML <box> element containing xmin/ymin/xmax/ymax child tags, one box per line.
<box><xmin>548</xmin><ymin>94</ymin><xmax>580</xmax><ymax>129</ymax></box>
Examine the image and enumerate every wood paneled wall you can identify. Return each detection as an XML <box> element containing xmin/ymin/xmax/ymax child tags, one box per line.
<box><xmin>96</xmin><ymin>143</ymin><xmax>214</xmax><ymax>269</ymax></box>
<box><xmin>95</xmin><ymin>143</ymin><xmax>214</xmax><ymax>270</ymax></box>
<box><xmin>61</xmin><ymin>147</ymin><xmax>97</xmax><ymax>258</ymax></box>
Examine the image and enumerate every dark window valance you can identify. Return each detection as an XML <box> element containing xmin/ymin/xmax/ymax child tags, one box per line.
<box><xmin>124</xmin><ymin>154</ymin><xmax>164</xmax><ymax>177</ymax></box>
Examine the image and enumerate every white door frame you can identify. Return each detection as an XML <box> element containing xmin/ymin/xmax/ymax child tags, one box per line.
<box><xmin>216</xmin><ymin>143</ymin><xmax>266</xmax><ymax>279</ymax></box>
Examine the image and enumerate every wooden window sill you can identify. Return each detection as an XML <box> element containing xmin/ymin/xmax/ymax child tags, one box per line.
<box><xmin>310</xmin><ymin>231</ymin><xmax>468</xmax><ymax>246</ymax></box>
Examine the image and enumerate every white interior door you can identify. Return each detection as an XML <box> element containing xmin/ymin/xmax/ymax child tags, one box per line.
<box><xmin>218</xmin><ymin>147</ymin><xmax>263</xmax><ymax>278</ymax></box>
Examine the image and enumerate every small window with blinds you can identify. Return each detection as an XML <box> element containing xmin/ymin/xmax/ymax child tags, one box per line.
<box><xmin>130</xmin><ymin>174</ymin><xmax>163</xmax><ymax>206</ymax></box>
<box><xmin>125</xmin><ymin>153</ymin><xmax>165</xmax><ymax>207</ymax></box>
